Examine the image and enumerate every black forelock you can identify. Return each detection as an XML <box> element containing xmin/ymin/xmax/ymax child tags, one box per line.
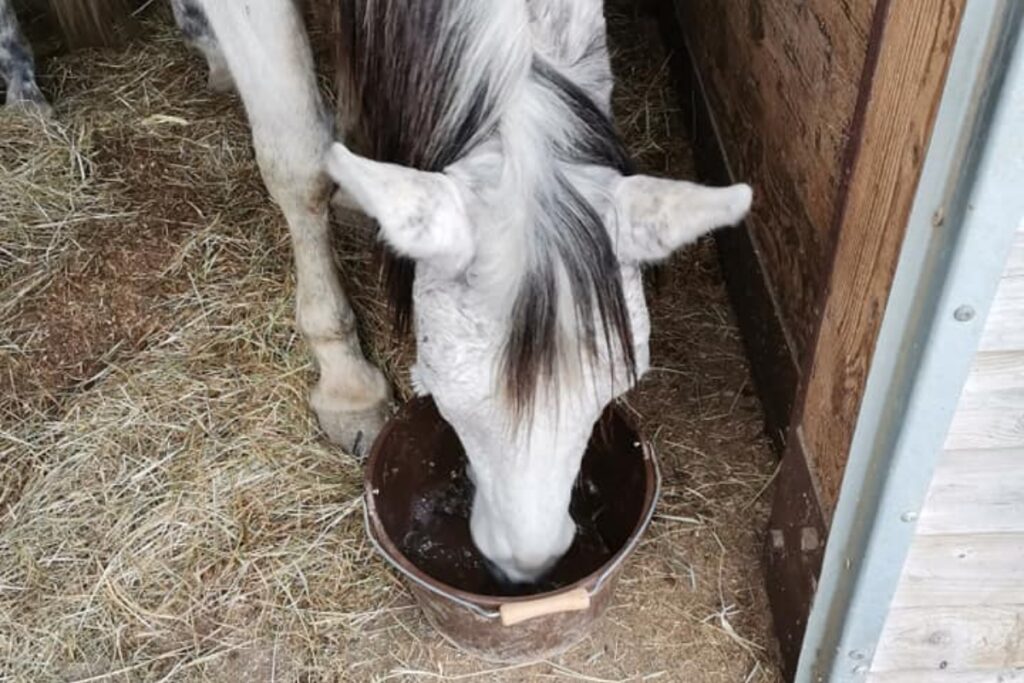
<box><xmin>335</xmin><ymin>2</ymin><xmax>637</xmax><ymax>416</ymax></box>
<box><xmin>502</xmin><ymin>170</ymin><xmax>637</xmax><ymax>416</ymax></box>
<box><xmin>502</xmin><ymin>60</ymin><xmax>638</xmax><ymax>414</ymax></box>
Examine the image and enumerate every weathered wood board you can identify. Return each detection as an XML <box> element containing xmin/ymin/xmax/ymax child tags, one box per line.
<box><xmin>979</xmin><ymin>277</ymin><xmax>1024</xmax><ymax>352</ymax></box>
<box><xmin>917</xmin><ymin>448</ymin><xmax>1024</xmax><ymax>535</ymax></box>
<box><xmin>797</xmin><ymin>0</ymin><xmax>966</xmax><ymax>518</ymax></box>
<box><xmin>946</xmin><ymin>352</ymin><xmax>1024</xmax><ymax>450</ymax></box>
<box><xmin>891</xmin><ymin>533</ymin><xmax>1024</xmax><ymax>608</ymax></box>
<box><xmin>680</xmin><ymin>0</ymin><xmax>876</xmax><ymax>363</ymax></box>
<box><xmin>872</xmin><ymin>606</ymin><xmax>1024</xmax><ymax>673</ymax></box>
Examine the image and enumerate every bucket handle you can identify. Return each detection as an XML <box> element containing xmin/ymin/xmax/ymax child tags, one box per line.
<box><xmin>499</xmin><ymin>587</ymin><xmax>591</xmax><ymax>626</ymax></box>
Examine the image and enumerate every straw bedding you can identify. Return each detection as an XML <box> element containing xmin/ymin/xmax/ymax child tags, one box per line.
<box><xmin>0</xmin><ymin>3</ymin><xmax>783</xmax><ymax>681</ymax></box>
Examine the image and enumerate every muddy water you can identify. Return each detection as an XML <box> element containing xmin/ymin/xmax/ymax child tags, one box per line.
<box><xmin>398</xmin><ymin>461</ymin><xmax>613</xmax><ymax>596</ymax></box>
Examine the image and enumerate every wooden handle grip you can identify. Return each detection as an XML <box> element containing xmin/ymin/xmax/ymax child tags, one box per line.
<box><xmin>499</xmin><ymin>587</ymin><xmax>591</xmax><ymax>626</ymax></box>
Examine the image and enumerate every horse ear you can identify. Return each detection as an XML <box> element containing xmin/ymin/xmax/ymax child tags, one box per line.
<box><xmin>325</xmin><ymin>143</ymin><xmax>475</xmax><ymax>274</ymax></box>
<box><xmin>612</xmin><ymin>176</ymin><xmax>752</xmax><ymax>263</ymax></box>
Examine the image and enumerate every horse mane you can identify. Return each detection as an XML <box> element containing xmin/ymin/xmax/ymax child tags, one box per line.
<box><xmin>47</xmin><ymin>0</ymin><xmax>135</xmax><ymax>48</ymax></box>
<box><xmin>333</xmin><ymin>0</ymin><xmax>636</xmax><ymax>415</ymax></box>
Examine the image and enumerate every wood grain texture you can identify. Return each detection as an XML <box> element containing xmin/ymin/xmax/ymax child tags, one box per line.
<box><xmin>797</xmin><ymin>0</ymin><xmax>966</xmax><ymax>518</ymax></box>
<box><xmin>872</xmin><ymin>606</ymin><xmax>1024</xmax><ymax>673</ymax></box>
<box><xmin>869</xmin><ymin>668</ymin><xmax>1024</xmax><ymax>682</ymax></box>
<box><xmin>679</xmin><ymin>0</ymin><xmax>875</xmax><ymax>361</ymax></box>
<box><xmin>946</xmin><ymin>351</ymin><xmax>1024</xmax><ymax>450</ymax></box>
<box><xmin>980</xmin><ymin>276</ymin><xmax>1024</xmax><ymax>352</ymax></box>
<box><xmin>891</xmin><ymin>534</ymin><xmax>1024</xmax><ymax>608</ymax></box>
<box><xmin>960</xmin><ymin>352</ymin><xmax>1024</xmax><ymax>394</ymax></box>
<box><xmin>917</xmin><ymin>449</ymin><xmax>1024</xmax><ymax>535</ymax></box>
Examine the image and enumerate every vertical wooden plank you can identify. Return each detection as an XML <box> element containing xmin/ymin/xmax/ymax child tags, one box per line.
<box><xmin>678</xmin><ymin>0</ymin><xmax>876</xmax><ymax>361</ymax></box>
<box><xmin>660</xmin><ymin>3</ymin><xmax>799</xmax><ymax>446</ymax></box>
<box><xmin>763</xmin><ymin>1</ymin><xmax>965</xmax><ymax>676</ymax></box>
<box><xmin>797</xmin><ymin>0</ymin><xmax>966</xmax><ymax>519</ymax></box>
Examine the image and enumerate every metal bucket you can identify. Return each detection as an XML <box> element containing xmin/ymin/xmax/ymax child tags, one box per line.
<box><xmin>363</xmin><ymin>397</ymin><xmax>660</xmax><ymax>663</ymax></box>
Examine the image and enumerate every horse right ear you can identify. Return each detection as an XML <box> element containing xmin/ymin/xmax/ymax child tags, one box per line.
<box><xmin>612</xmin><ymin>175</ymin><xmax>752</xmax><ymax>264</ymax></box>
<box><xmin>325</xmin><ymin>143</ymin><xmax>476</xmax><ymax>275</ymax></box>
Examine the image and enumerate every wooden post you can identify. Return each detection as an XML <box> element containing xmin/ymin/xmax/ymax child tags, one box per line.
<box><xmin>664</xmin><ymin>0</ymin><xmax>966</xmax><ymax>676</ymax></box>
<box><xmin>768</xmin><ymin>0</ymin><xmax>966</xmax><ymax>676</ymax></box>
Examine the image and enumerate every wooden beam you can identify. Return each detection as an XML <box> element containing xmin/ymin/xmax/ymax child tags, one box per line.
<box><xmin>670</xmin><ymin>0</ymin><xmax>875</xmax><ymax>364</ymax></box>
<box><xmin>769</xmin><ymin>0</ymin><xmax>966</xmax><ymax>676</ymax></box>
<box><xmin>795</xmin><ymin>0</ymin><xmax>966</xmax><ymax>520</ymax></box>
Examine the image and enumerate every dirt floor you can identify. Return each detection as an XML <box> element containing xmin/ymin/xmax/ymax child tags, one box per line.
<box><xmin>0</xmin><ymin>4</ymin><xmax>783</xmax><ymax>682</ymax></box>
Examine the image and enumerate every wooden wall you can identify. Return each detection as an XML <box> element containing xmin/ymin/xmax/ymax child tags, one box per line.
<box><xmin>793</xmin><ymin>0</ymin><xmax>966</xmax><ymax>518</ymax></box>
<box><xmin>680</xmin><ymin>0</ymin><xmax>875</xmax><ymax>364</ymax></box>
<box><xmin>869</xmin><ymin>221</ymin><xmax>1024</xmax><ymax>681</ymax></box>
<box><xmin>668</xmin><ymin>0</ymin><xmax>876</xmax><ymax>668</ymax></box>
<box><xmin>777</xmin><ymin>0</ymin><xmax>964</xmax><ymax>670</ymax></box>
<box><xmin>671</xmin><ymin>0</ymin><xmax>966</xmax><ymax>675</ymax></box>
<box><xmin>678</xmin><ymin>0</ymin><xmax>964</xmax><ymax>514</ymax></box>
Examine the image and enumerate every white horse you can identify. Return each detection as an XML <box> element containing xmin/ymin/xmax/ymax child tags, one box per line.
<box><xmin>2</xmin><ymin>0</ymin><xmax>752</xmax><ymax>583</ymax></box>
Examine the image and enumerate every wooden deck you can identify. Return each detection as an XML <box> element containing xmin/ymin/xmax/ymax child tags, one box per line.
<box><xmin>870</xmin><ymin>220</ymin><xmax>1024</xmax><ymax>680</ymax></box>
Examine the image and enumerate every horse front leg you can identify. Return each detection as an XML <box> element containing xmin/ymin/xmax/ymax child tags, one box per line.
<box><xmin>0</xmin><ymin>0</ymin><xmax>49</xmax><ymax>113</ymax></box>
<box><xmin>197</xmin><ymin>0</ymin><xmax>391</xmax><ymax>456</ymax></box>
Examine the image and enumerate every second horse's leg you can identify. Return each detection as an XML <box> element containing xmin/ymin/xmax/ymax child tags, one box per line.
<box><xmin>0</xmin><ymin>0</ymin><xmax>49</xmax><ymax>112</ymax></box>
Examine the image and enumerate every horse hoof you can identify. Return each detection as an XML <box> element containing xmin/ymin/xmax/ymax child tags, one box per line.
<box><xmin>316</xmin><ymin>403</ymin><xmax>390</xmax><ymax>460</ymax></box>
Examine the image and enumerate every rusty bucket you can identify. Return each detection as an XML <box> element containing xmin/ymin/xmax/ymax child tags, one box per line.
<box><xmin>363</xmin><ymin>397</ymin><xmax>660</xmax><ymax>663</ymax></box>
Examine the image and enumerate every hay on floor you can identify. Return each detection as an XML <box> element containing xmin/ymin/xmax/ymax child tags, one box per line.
<box><xmin>0</xmin><ymin>4</ymin><xmax>782</xmax><ymax>681</ymax></box>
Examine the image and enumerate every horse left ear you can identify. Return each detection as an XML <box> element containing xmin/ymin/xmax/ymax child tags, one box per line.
<box><xmin>612</xmin><ymin>175</ymin><xmax>752</xmax><ymax>263</ymax></box>
<box><xmin>325</xmin><ymin>143</ymin><xmax>475</xmax><ymax>274</ymax></box>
